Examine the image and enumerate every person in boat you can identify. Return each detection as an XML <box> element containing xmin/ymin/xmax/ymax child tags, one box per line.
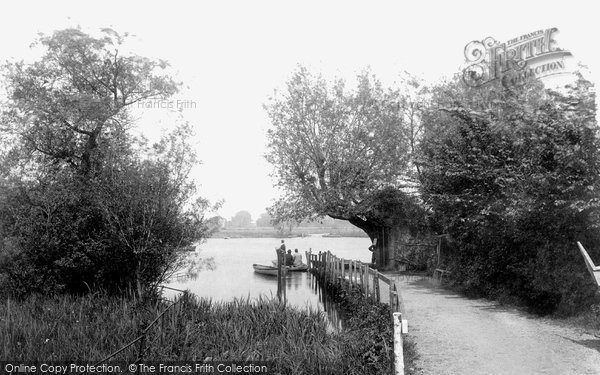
<box><xmin>285</xmin><ymin>249</ymin><xmax>294</xmax><ymax>266</ymax></box>
<box><xmin>293</xmin><ymin>249</ymin><xmax>303</xmax><ymax>266</ymax></box>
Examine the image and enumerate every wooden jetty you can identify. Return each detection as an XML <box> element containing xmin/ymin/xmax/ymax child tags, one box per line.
<box><xmin>306</xmin><ymin>250</ymin><xmax>408</xmax><ymax>375</ymax></box>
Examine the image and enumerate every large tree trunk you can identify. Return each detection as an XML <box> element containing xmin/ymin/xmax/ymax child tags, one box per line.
<box><xmin>347</xmin><ymin>216</ymin><xmax>395</xmax><ymax>269</ymax></box>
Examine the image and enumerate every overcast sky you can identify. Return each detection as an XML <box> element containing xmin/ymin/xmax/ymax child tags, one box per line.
<box><xmin>1</xmin><ymin>0</ymin><xmax>598</xmax><ymax>220</ymax></box>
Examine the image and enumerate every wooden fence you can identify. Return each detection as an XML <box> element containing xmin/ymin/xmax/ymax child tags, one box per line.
<box><xmin>306</xmin><ymin>250</ymin><xmax>408</xmax><ymax>375</ymax></box>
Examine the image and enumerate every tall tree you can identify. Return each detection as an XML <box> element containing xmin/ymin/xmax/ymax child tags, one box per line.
<box><xmin>255</xmin><ymin>212</ymin><xmax>273</xmax><ymax>227</ymax></box>
<box><xmin>0</xmin><ymin>29</ymin><xmax>210</xmax><ymax>297</ymax></box>
<box><xmin>229</xmin><ymin>210</ymin><xmax>252</xmax><ymax>228</ymax></box>
<box><xmin>1</xmin><ymin>28</ymin><xmax>178</xmax><ymax>177</ymax></box>
<box><xmin>265</xmin><ymin>67</ymin><xmax>425</xmax><ymax>267</ymax></box>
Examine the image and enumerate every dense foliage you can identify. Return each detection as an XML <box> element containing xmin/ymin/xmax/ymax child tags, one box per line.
<box><xmin>330</xmin><ymin>284</ymin><xmax>395</xmax><ymax>374</ymax></box>
<box><xmin>0</xmin><ymin>29</ymin><xmax>212</xmax><ymax>297</ymax></box>
<box><xmin>420</xmin><ymin>76</ymin><xmax>600</xmax><ymax>314</ymax></box>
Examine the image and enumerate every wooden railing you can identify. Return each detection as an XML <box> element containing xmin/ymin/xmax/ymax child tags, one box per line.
<box><xmin>306</xmin><ymin>250</ymin><xmax>408</xmax><ymax>375</ymax></box>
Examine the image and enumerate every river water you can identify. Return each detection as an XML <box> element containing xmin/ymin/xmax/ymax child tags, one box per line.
<box><xmin>166</xmin><ymin>236</ymin><xmax>371</xmax><ymax>328</ymax></box>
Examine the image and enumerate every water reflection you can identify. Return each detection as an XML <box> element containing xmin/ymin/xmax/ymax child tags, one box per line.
<box><xmin>309</xmin><ymin>273</ymin><xmax>343</xmax><ymax>332</ymax></box>
<box><xmin>166</xmin><ymin>238</ymin><xmax>371</xmax><ymax>331</ymax></box>
<box><xmin>172</xmin><ymin>252</ymin><xmax>216</xmax><ymax>281</ymax></box>
<box><xmin>275</xmin><ymin>272</ymin><xmax>343</xmax><ymax>332</ymax></box>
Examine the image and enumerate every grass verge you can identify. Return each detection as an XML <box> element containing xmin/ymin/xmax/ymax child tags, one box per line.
<box><xmin>326</xmin><ymin>278</ymin><xmax>419</xmax><ymax>375</ymax></box>
<box><xmin>560</xmin><ymin>303</ymin><xmax>600</xmax><ymax>336</ymax></box>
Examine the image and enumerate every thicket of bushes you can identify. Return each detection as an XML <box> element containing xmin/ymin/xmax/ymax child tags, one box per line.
<box><xmin>420</xmin><ymin>76</ymin><xmax>600</xmax><ymax>315</ymax></box>
<box><xmin>0</xmin><ymin>130</ymin><xmax>210</xmax><ymax>297</ymax></box>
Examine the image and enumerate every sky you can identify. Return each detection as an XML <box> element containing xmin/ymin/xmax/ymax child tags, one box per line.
<box><xmin>1</xmin><ymin>0</ymin><xmax>598</xmax><ymax>220</ymax></box>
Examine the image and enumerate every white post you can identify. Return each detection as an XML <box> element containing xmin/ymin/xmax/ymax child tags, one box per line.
<box><xmin>577</xmin><ymin>241</ymin><xmax>600</xmax><ymax>287</ymax></box>
<box><xmin>393</xmin><ymin>312</ymin><xmax>404</xmax><ymax>375</ymax></box>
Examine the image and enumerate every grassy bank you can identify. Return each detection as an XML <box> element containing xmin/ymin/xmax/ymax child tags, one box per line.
<box><xmin>1</xmin><ymin>292</ymin><xmax>404</xmax><ymax>374</ymax></box>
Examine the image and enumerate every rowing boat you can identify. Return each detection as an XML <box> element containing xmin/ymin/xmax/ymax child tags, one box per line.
<box><xmin>253</xmin><ymin>264</ymin><xmax>286</xmax><ymax>276</ymax></box>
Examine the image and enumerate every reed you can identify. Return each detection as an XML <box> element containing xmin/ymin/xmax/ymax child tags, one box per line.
<box><xmin>0</xmin><ymin>292</ymin><xmax>405</xmax><ymax>374</ymax></box>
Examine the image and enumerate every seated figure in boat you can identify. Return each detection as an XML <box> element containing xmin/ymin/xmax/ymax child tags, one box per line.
<box><xmin>285</xmin><ymin>250</ymin><xmax>294</xmax><ymax>266</ymax></box>
<box><xmin>293</xmin><ymin>249</ymin><xmax>303</xmax><ymax>266</ymax></box>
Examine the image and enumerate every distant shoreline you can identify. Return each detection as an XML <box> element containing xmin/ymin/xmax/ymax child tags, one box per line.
<box><xmin>212</xmin><ymin>228</ymin><xmax>368</xmax><ymax>239</ymax></box>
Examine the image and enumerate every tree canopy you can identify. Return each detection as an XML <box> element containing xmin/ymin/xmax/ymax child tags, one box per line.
<box><xmin>265</xmin><ymin>67</ymin><xmax>426</xmax><ymax>257</ymax></box>
<box><xmin>1</xmin><ymin>28</ymin><xmax>178</xmax><ymax>177</ymax></box>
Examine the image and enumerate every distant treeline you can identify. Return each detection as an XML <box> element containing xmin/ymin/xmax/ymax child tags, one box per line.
<box><xmin>209</xmin><ymin>211</ymin><xmax>363</xmax><ymax>237</ymax></box>
<box><xmin>214</xmin><ymin>227</ymin><xmax>368</xmax><ymax>238</ymax></box>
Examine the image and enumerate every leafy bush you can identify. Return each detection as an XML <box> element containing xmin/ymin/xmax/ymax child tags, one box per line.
<box><xmin>420</xmin><ymin>76</ymin><xmax>600</xmax><ymax>315</ymax></box>
<box><xmin>0</xmin><ymin>125</ymin><xmax>211</xmax><ymax>297</ymax></box>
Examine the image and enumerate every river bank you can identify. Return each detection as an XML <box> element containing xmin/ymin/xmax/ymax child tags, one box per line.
<box><xmin>1</xmin><ymin>290</ymin><xmax>408</xmax><ymax>374</ymax></box>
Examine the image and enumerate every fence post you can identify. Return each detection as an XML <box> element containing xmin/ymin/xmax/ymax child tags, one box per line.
<box><xmin>393</xmin><ymin>312</ymin><xmax>404</xmax><ymax>375</ymax></box>
<box><xmin>389</xmin><ymin>279</ymin><xmax>395</xmax><ymax>312</ymax></box>
<box><xmin>333</xmin><ymin>256</ymin><xmax>337</xmax><ymax>280</ymax></box>
<box><xmin>348</xmin><ymin>260</ymin><xmax>353</xmax><ymax>285</ymax></box>
<box><xmin>348</xmin><ymin>260</ymin><xmax>352</xmax><ymax>286</ymax></box>
<box><xmin>136</xmin><ymin>321</ymin><xmax>146</xmax><ymax>368</ymax></box>
<box><xmin>365</xmin><ymin>265</ymin><xmax>370</xmax><ymax>299</ymax></box>
<box><xmin>277</xmin><ymin>250</ymin><xmax>285</xmax><ymax>301</ymax></box>
<box><xmin>319</xmin><ymin>251</ymin><xmax>323</xmax><ymax>276</ymax></box>
<box><xmin>334</xmin><ymin>258</ymin><xmax>338</xmax><ymax>280</ymax></box>
<box><xmin>324</xmin><ymin>252</ymin><xmax>328</xmax><ymax>278</ymax></box>
<box><xmin>358</xmin><ymin>262</ymin><xmax>363</xmax><ymax>290</ymax></box>
<box><xmin>374</xmin><ymin>270</ymin><xmax>380</xmax><ymax>303</ymax></box>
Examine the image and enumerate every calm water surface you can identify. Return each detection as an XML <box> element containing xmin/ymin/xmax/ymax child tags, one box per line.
<box><xmin>166</xmin><ymin>236</ymin><xmax>371</xmax><ymax>327</ymax></box>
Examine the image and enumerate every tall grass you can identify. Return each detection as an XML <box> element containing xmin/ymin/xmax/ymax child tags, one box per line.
<box><xmin>563</xmin><ymin>302</ymin><xmax>600</xmax><ymax>336</ymax></box>
<box><xmin>0</xmin><ymin>292</ymin><xmax>398</xmax><ymax>374</ymax></box>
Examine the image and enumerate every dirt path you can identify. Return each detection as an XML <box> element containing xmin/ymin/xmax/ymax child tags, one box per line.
<box><xmin>395</xmin><ymin>276</ymin><xmax>600</xmax><ymax>375</ymax></box>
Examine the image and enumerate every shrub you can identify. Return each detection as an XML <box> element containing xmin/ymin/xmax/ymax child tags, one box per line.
<box><xmin>420</xmin><ymin>76</ymin><xmax>600</xmax><ymax>315</ymax></box>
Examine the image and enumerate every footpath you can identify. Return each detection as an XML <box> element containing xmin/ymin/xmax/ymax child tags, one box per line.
<box><xmin>394</xmin><ymin>276</ymin><xmax>600</xmax><ymax>375</ymax></box>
